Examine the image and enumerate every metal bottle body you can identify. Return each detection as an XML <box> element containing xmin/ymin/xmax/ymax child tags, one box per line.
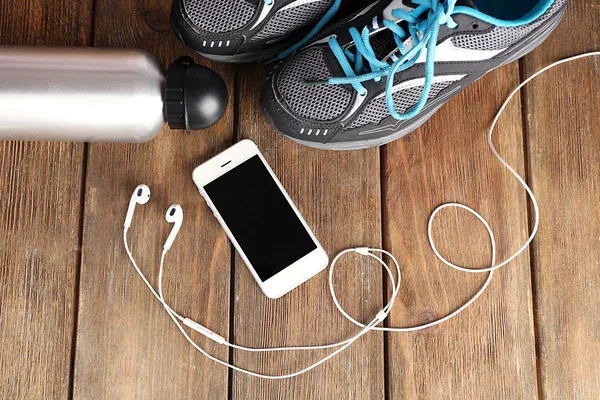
<box><xmin>0</xmin><ymin>46</ymin><xmax>166</xmax><ymax>143</ymax></box>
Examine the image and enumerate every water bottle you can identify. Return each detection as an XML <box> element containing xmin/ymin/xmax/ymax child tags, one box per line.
<box><xmin>0</xmin><ymin>46</ymin><xmax>228</xmax><ymax>142</ymax></box>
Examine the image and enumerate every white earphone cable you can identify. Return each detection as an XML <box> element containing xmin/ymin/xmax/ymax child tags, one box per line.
<box><xmin>124</xmin><ymin>52</ymin><xmax>600</xmax><ymax>378</ymax></box>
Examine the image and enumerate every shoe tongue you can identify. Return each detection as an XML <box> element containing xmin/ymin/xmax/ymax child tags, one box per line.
<box><xmin>368</xmin><ymin>0</ymin><xmax>477</xmax><ymax>60</ymax></box>
<box><xmin>370</xmin><ymin>32</ymin><xmax>401</xmax><ymax>61</ymax></box>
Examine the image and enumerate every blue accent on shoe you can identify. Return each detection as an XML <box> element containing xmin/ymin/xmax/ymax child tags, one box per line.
<box><xmin>325</xmin><ymin>0</ymin><xmax>554</xmax><ymax>121</ymax></box>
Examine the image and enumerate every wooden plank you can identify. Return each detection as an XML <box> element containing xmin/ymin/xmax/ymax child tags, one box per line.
<box><xmin>0</xmin><ymin>0</ymin><xmax>92</xmax><ymax>398</ymax></box>
<box><xmin>72</xmin><ymin>0</ymin><xmax>235</xmax><ymax>398</ymax></box>
<box><xmin>382</xmin><ymin>63</ymin><xmax>539</xmax><ymax>396</ymax></box>
<box><xmin>230</xmin><ymin>63</ymin><xmax>385</xmax><ymax>399</ymax></box>
<box><xmin>522</xmin><ymin>1</ymin><xmax>600</xmax><ymax>397</ymax></box>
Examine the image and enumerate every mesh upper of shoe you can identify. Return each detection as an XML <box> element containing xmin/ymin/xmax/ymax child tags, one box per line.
<box><xmin>250</xmin><ymin>0</ymin><xmax>335</xmax><ymax>42</ymax></box>
<box><xmin>345</xmin><ymin>81</ymin><xmax>457</xmax><ymax>129</ymax></box>
<box><xmin>277</xmin><ymin>47</ymin><xmax>353</xmax><ymax>121</ymax></box>
<box><xmin>271</xmin><ymin>0</ymin><xmax>567</xmax><ymax>130</ymax></box>
<box><xmin>183</xmin><ymin>0</ymin><xmax>335</xmax><ymax>40</ymax></box>
<box><xmin>451</xmin><ymin>0</ymin><xmax>567</xmax><ymax>50</ymax></box>
<box><xmin>183</xmin><ymin>0</ymin><xmax>259</xmax><ymax>33</ymax></box>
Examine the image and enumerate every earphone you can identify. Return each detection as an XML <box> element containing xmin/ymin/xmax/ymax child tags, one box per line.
<box><xmin>124</xmin><ymin>186</ymin><xmax>183</xmax><ymax>249</ymax></box>
<box><xmin>164</xmin><ymin>205</ymin><xmax>183</xmax><ymax>250</ymax></box>
<box><xmin>124</xmin><ymin>184</ymin><xmax>151</xmax><ymax>230</ymax></box>
<box><xmin>123</xmin><ymin>52</ymin><xmax>600</xmax><ymax>379</ymax></box>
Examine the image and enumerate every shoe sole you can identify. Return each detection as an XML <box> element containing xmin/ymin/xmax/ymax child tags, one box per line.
<box><xmin>282</xmin><ymin>9</ymin><xmax>565</xmax><ymax>151</ymax></box>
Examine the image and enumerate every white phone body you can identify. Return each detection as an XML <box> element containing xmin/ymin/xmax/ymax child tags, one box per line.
<box><xmin>192</xmin><ymin>140</ymin><xmax>329</xmax><ymax>299</ymax></box>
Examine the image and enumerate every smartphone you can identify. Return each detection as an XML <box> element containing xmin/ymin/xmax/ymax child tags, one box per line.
<box><xmin>192</xmin><ymin>140</ymin><xmax>329</xmax><ymax>299</ymax></box>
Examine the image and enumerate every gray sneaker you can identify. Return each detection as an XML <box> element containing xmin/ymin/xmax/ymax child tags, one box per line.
<box><xmin>261</xmin><ymin>0</ymin><xmax>568</xmax><ymax>150</ymax></box>
<box><xmin>171</xmin><ymin>0</ymin><xmax>349</xmax><ymax>63</ymax></box>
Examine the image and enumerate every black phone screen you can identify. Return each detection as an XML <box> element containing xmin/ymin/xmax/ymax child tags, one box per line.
<box><xmin>204</xmin><ymin>155</ymin><xmax>317</xmax><ymax>282</ymax></box>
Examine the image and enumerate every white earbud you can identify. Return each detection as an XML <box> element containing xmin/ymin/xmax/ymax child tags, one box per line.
<box><xmin>164</xmin><ymin>204</ymin><xmax>183</xmax><ymax>250</ymax></box>
<box><xmin>124</xmin><ymin>184</ymin><xmax>151</xmax><ymax>230</ymax></box>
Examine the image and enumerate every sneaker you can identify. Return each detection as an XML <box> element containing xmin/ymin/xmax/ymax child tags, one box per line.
<box><xmin>261</xmin><ymin>0</ymin><xmax>568</xmax><ymax>150</ymax></box>
<box><xmin>171</xmin><ymin>0</ymin><xmax>347</xmax><ymax>63</ymax></box>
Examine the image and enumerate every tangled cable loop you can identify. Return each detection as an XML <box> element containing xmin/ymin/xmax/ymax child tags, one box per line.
<box><xmin>328</xmin><ymin>202</ymin><xmax>496</xmax><ymax>334</ymax></box>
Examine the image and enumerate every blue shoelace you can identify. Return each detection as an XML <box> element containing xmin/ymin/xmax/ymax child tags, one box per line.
<box><xmin>296</xmin><ymin>0</ymin><xmax>555</xmax><ymax>121</ymax></box>
<box><xmin>327</xmin><ymin>0</ymin><xmax>461</xmax><ymax>120</ymax></box>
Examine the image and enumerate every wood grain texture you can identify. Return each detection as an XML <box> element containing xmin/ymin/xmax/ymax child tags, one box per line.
<box><xmin>230</xmin><ymin>63</ymin><xmax>385</xmax><ymax>399</ymax></box>
<box><xmin>0</xmin><ymin>0</ymin><xmax>92</xmax><ymax>398</ymax></box>
<box><xmin>5</xmin><ymin>0</ymin><xmax>600</xmax><ymax>397</ymax></box>
<box><xmin>382</xmin><ymin>62</ymin><xmax>539</xmax><ymax>398</ymax></box>
<box><xmin>522</xmin><ymin>1</ymin><xmax>600</xmax><ymax>398</ymax></box>
<box><xmin>72</xmin><ymin>0</ymin><xmax>235</xmax><ymax>398</ymax></box>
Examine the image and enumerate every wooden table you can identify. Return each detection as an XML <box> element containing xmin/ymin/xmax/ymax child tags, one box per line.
<box><xmin>1</xmin><ymin>0</ymin><xmax>599</xmax><ymax>398</ymax></box>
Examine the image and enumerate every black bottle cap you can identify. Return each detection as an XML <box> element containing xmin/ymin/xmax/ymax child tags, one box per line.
<box><xmin>164</xmin><ymin>56</ymin><xmax>228</xmax><ymax>134</ymax></box>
